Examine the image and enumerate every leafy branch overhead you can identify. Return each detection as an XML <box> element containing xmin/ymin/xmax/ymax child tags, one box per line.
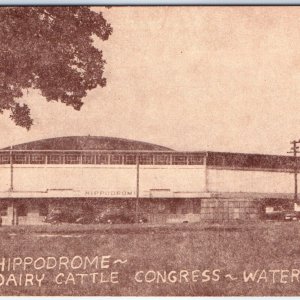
<box><xmin>0</xmin><ymin>7</ymin><xmax>113</xmax><ymax>129</ymax></box>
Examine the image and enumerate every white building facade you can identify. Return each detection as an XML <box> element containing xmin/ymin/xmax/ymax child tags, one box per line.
<box><xmin>0</xmin><ymin>136</ymin><xmax>296</xmax><ymax>225</ymax></box>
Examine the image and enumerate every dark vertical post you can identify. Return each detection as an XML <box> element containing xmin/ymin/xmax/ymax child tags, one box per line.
<box><xmin>62</xmin><ymin>151</ymin><xmax>65</xmax><ymax>164</ymax></box>
<box><xmin>12</xmin><ymin>203</ymin><xmax>15</xmax><ymax>226</ymax></box>
<box><xmin>288</xmin><ymin>140</ymin><xmax>300</xmax><ymax>205</ymax></box>
<box><xmin>14</xmin><ymin>205</ymin><xmax>18</xmax><ymax>226</ymax></box>
<box><xmin>294</xmin><ymin>141</ymin><xmax>298</xmax><ymax>203</ymax></box>
<box><xmin>136</xmin><ymin>154</ymin><xmax>140</xmax><ymax>223</ymax></box>
<box><xmin>204</xmin><ymin>153</ymin><xmax>208</xmax><ymax>193</ymax></box>
<box><xmin>10</xmin><ymin>146</ymin><xmax>13</xmax><ymax>192</ymax></box>
<box><xmin>9</xmin><ymin>146</ymin><xmax>15</xmax><ymax>225</ymax></box>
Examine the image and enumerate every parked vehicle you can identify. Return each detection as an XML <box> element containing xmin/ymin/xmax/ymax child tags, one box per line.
<box><xmin>43</xmin><ymin>208</ymin><xmax>79</xmax><ymax>224</ymax></box>
<box><xmin>265</xmin><ymin>210</ymin><xmax>300</xmax><ymax>221</ymax></box>
<box><xmin>283</xmin><ymin>211</ymin><xmax>300</xmax><ymax>221</ymax></box>
<box><xmin>44</xmin><ymin>206</ymin><xmax>148</xmax><ymax>225</ymax></box>
<box><xmin>75</xmin><ymin>214</ymin><xmax>98</xmax><ymax>224</ymax></box>
<box><xmin>96</xmin><ymin>208</ymin><xmax>148</xmax><ymax>224</ymax></box>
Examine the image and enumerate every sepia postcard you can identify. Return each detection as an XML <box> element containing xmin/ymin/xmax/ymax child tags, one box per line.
<box><xmin>0</xmin><ymin>5</ymin><xmax>300</xmax><ymax>296</ymax></box>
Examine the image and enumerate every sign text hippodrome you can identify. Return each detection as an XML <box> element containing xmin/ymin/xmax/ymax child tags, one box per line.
<box><xmin>85</xmin><ymin>191</ymin><xmax>135</xmax><ymax>196</ymax></box>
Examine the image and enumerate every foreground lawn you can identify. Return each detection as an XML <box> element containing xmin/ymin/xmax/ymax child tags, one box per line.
<box><xmin>0</xmin><ymin>222</ymin><xmax>300</xmax><ymax>296</ymax></box>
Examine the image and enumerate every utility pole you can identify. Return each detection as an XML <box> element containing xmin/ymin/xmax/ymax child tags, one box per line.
<box><xmin>9</xmin><ymin>146</ymin><xmax>15</xmax><ymax>226</ymax></box>
<box><xmin>9</xmin><ymin>146</ymin><xmax>13</xmax><ymax>192</ymax></box>
<box><xmin>135</xmin><ymin>154</ymin><xmax>140</xmax><ymax>223</ymax></box>
<box><xmin>288</xmin><ymin>140</ymin><xmax>300</xmax><ymax>204</ymax></box>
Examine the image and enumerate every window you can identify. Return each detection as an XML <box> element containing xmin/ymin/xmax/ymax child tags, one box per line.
<box><xmin>39</xmin><ymin>203</ymin><xmax>48</xmax><ymax>216</ymax></box>
<box><xmin>17</xmin><ymin>204</ymin><xmax>27</xmax><ymax>216</ymax></box>
<box><xmin>189</xmin><ymin>155</ymin><xmax>204</xmax><ymax>165</ymax></box>
<box><xmin>284</xmin><ymin>157</ymin><xmax>295</xmax><ymax>169</ymax></box>
<box><xmin>228</xmin><ymin>201</ymin><xmax>239</xmax><ymax>208</ymax></box>
<box><xmin>154</xmin><ymin>154</ymin><xmax>170</xmax><ymax>165</ymax></box>
<box><xmin>0</xmin><ymin>204</ymin><xmax>8</xmax><ymax>216</ymax></box>
<box><xmin>65</xmin><ymin>154</ymin><xmax>80</xmax><ymax>164</ymax></box>
<box><xmin>110</xmin><ymin>154</ymin><xmax>122</xmax><ymax>164</ymax></box>
<box><xmin>13</xmin><ymin>154</ymin><xmax>27</xmax><ymax>164</ymax></box>
<box><xmin>172</xmin><ymin>155</ymin><xmax>187</xmax><ymax>165</ymax></box>
<box><xmin>209</xmin><ymin>201</ymin><xmax>216</xmax><ymax>208</ymax></box>
<box><xmin>212</xmin><ymin>155</ymin><xmax>225</xmax><ymax>166</ymax></box>
<box><xmin>48</xmin><ymin>155</ymin><xmax>62</xmax><ymax>164</ymax></box>
<box><xmin>96</xmin><ymin>155</ymin><xmax>108</xmax><ymax>164</ymax></box>
<box><xmin>30</xmin><ymin>154</ymin><xmax>46</xmax><ymax>164</ymax></box>
<box><xmin>239</xmin><ymin>201</ymin><xmax>250</xmax><ymax>208</ymax></box>
<box><xmin>158</xmin><ymin>202</ymin><xmax>166</xmax><ymax>212</ymax></box>
<box><xmin>193</xmin><ymin>199</ymin><xmax>201</xmax><ymax>214</ymax></box>
<box><xmin>0</xmin><ymin>155</ymin><xmax>10</xmax><ymax>164</ymax></box>
<box><xmin>139</xmin><ymin>155</ymin><xmax>153</xmax><ymax>165</ymax></box>
<box><xmin>181</xmin><ymin>203</ymin><xmax>188</xmax><ymax>214</ymax></box>
<box><xmin>124</xmin><ymin>154</ymin><xmax>136</xmax><ymax>165</ymax></box>
<box><xmin>169</xmin><ymin>200</ymin><xmax>177</xmax><ymax>214</ymax></box>
<box><xmin>82</xmin><ymin>155</ymin><xmax>95</xmax><ymax>164</ymax></box>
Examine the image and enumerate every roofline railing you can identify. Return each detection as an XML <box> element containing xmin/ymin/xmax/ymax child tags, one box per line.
<box><xmin>0</xmin><ymin>150</ymin><xmax>207</xmax><ymax>166</ymax></box>
<box><xmin>0</xmin><ymin>149</ymin><xmax>207</xmax><ymax>154</ymax></box>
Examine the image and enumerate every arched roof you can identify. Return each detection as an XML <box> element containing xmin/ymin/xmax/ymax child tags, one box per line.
<box><xmin>4</xmin><ymin>136</ymin><xmax>173</xmax><ymax>151</ymax></box>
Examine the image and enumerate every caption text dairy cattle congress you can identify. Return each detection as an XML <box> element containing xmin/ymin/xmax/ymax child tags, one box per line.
<box><xmin>0</xmin><ymin>256</ymin><xmax>299</xmax><ymax>287</ymax></box>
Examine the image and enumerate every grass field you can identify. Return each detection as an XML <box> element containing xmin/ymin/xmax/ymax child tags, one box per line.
<box><xmin>1</xmin><ymin>221</ymin><xmax>300</xmax><ymax>296</ymax></box>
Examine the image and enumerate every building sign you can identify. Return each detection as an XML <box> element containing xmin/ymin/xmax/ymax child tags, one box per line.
<box><xmin>84</xmin><ymin>191</ymin><xmax>136</xmax><ymax>197</ymax></box>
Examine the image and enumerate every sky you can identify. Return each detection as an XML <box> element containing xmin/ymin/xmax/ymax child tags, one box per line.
<box><xmin>1</xmin><ymin>6</ymin><xmax>300</xmax><ymax>154</ymax></box>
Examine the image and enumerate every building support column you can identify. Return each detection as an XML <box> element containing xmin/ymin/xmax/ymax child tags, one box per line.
<box><xmin>11</xmin><ymin>201</ymin><xmax>18</xmax><ymax>226</ymax></box>
<box><xmin>9</xmin><ymin>147</ymin><xmax>17</xmax><ymax>226</ymax></box>
<box><xmin>135</xmin><ymin>155</ymin><xmax>140</xmax><ymax>223</ymax></box>
<box><xmin>10</xmin><ymin>146</ymin><xmax>13</xmax><ymax>192</ymax></box>
<box><xmin>204</xmin><ymin>153</ymin><xmax>208</xmax><ymax>193</ymax></box>
<box><xmin>6</xmin><ymin>203</ymin><xmax>14</xmax><ymax>226</ymax></box>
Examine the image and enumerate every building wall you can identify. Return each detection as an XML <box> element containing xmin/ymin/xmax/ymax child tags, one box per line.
<box><xmin>200</xmin><ymin>198</ymin><xmax>262</xmax><ymax>221</ymax></box>
<box><xmin>207</xmin><ymin>168</ymin><xmax>294</xmax><ymax>194</ymax></box>
<box><xmin>2</xmin><ymin>164</ymin><xmax>295</xmax><ymax>195</ymax></box>
<box><xmin>13</xmin><ymin>165</ymin><xmax>137</xmax><ymax>192</ymax></box>
<box><xmin>0</xmin><ymin>164</ymin><xmax>297</xmax><ymax>197</ymax></box>
<box><xmin>0</xmin><ymin>164</ymin><xmax>207</xmax><ymax>197</ymax></box>
<box><xmin>0</xmin><ymin>166</ymin><xmax>11</xmax><ymax>191</ymax></box>
<box><xmin>139</xmin><ymin>166</ymin><xmax>206</xmax><ymax>193</ymax></box>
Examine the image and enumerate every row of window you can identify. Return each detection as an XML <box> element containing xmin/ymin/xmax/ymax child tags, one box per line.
<box><xmin>201</xmin><ymin>201</ymin><xmax>257</xmax><ymax>208</ymax></box>
<box><xmin>0</xmin><ymin>200</ymin><xmax>260</xmax><ymax>218</ymax></box>
<box><xmin>138</xmin><ymin>199</ymin><xmax>201</xmax><ymax>214</ymax></box>
<box><xmin>207</xmin><ymin>153</ymin><xmax>296</xmax><ymax>170</ymax></box>
<box><xmin>0</xmin><ymin>203</ymin><xmax>48</xmax><ymax>217</ymax></box>
<box><xmin>0</xmin><ymin>153</ymin><xmax>204</xmax><ymax>165</ymax></box>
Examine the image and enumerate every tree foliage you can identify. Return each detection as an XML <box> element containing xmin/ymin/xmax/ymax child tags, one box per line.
<box><xmin>0</xmin><ymin>7</ymin><xmax>112</xmax><ymax>129</ymax></box>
